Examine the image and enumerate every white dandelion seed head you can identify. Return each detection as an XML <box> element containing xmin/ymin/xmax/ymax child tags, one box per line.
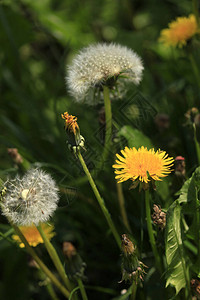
<box><xmin>1</xmin><ymin>169</ymin><xmax>59</xmax><ymax>226</ymax></box>
<box><xmin>66</xmin><ymin>43</ymin><xmax>144</xmax><ymax>105</ymax></box>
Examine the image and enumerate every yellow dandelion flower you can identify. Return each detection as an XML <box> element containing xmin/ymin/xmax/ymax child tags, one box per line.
<box><xmin>12</xmin><ymin>223</ymin><xmax>55</xmax><ymax>248</ymax></box>
<box><xmin>159</xmin><ymin>14</ymin><xmax>199</xmax><ymax>47</ymax></box>
<box><xmin>113</xmin><ymin>146</ymin><xmax>174</xmax><ymax>185</ymax></box>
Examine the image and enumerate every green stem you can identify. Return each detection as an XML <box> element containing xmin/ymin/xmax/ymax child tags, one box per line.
<box><xmin>144</xmin><ymin>190</ymin><xmax>162</xmax><ymax>273</ymax></box>
<box><xmin>77</xmin><ymin>151</ymin><xmax>121</xmax><ymax>248</ymax></box>
<box><xmin>116</xmin><ymin>182</ymin><xmax>132</xmax><ymax>232</ymax></box>
<box><xmin>130</xmin><ymin>281</ymin><xmax>137</xmax><ymax>300</ymax></box>
<box><xmin>37</xmin><ymin>224</ymin><xmax>72</xmax><ymax>292</ymax></box>
<box><xmin>193</xmin><ymin>123</ymin><xmax>200</xmax><ymax>165</ymax></box>
<box><xmin>192</xmin><ymin>0</ymin><xmax>200</xmax><ymax>26</ymax></box>
<box><xmin>12</xmin><ymin>224</ymin><xmax>70</xmax><ymax>299</ymax></box>
<box><xmin>96</xmin><ymin>85</ymin><xmax>113</xmax><ymax>171</ymax></box>
<box><xmin>46</xmin><ymin>283</ymin><xmax>60</xmax><ymax>300</ymax></box>
<box><xmin>189</xmin><ymin>53</ymin><xmax>200</xmax><ymax>89</ymax></box>
<box><xmin>77</xmin><ymin>279</ymin><xmax>88</xmax><ymax>300</ymax></box>
<box><xmin>195</xmin><ymin>187</ymin><xmax>200</xmax><ymax>270</ymax></box>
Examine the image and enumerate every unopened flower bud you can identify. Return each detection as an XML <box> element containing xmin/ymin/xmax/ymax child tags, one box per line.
<box><xmin>175</xmin><ymin>156</ymin><xmax>186</xmax><ymax>176</ymax></box>
<box><xmin>152</xmin><ymin>205</ymin><xmax>166</xmax><ymax>229</ymax></box>
<box><xmin>120</xmin><ymin>234</ymin><xmax>147</xmax><ymax>284</ymax></box>
<box><xmin>63</xmin><ymin>242</ymin><xmax>86</xmax><ymax>282</ymax></box>
<box><xmin>154</xmin><ymin>113</ymin><xmax>170</xmax><ymax>132</ymax></box>
<box><xmin>185</xmin><ymin>107</ymin><xmax>199</xmax><ymax>124</ymax></box>
<box><xmin>191</xmin><ymin>279</ymin><xmax>200</xmax><ymax>299</ymax></box>
<box><xmin>7</xmin><ymin>148</ymin><xmax>23</xmax><ymax>165</ymax></box>
<box><xmin>61</xmin><ymin>112</ymin><xmax>85</xmax><ymax>156</ymax></box>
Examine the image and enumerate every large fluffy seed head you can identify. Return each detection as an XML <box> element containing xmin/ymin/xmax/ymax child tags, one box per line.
<box><xmin>1</xmin><ymin>169</ymin><xmax>59</xmax><ymax>226</ymax></box>
<box><xmin>66</xmin><ymin>43</ymin><xmax>144</xmax><ymax>104</ymax></box>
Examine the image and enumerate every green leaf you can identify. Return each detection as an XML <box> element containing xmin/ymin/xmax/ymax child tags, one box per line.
<box><xmin>165</xmin><ymin>201</ymin><xmax>190</xmax><ymax>295</ymax></box>
<box><xmin>118</xmin><ymin>125</ymin><xmax>154</xmax><ymax>149</ymax></box>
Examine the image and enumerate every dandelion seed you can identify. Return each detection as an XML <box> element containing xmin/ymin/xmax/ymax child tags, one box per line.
<box><xmin>113</xmin><ymin>146</ymin><xmax>174</xmax><ymax>189</ymax></box>
<box><xmin>66</xmin><ymin>43</ymin><xmax>143</xmax><ymax>104</ymax></box>
<box><xmin>1</xmin><ymin>169</ymin><xmax>59</xmax><ymax>226</ymax></box>
<box><xmin>12</xmin><ymin>223</ymin><xmax>55</xmax><ymax>248</ymax></box>
<box><xmin>159</xmin><ymin>14</ymin><xmax>199</xmax><ymax>47</ymax></box>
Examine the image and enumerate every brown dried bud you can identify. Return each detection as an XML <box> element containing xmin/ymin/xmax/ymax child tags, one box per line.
<box><xmin>194</xmin><ymin>114</ymin><xmax>200</xmax><ymax>128</ymax></box>
<box><xmin>62</xmin><ymin>242</ymin><xmax>86</xmax><ymax>282</ymax></box>
<box><xmin>121</xmin><ymin>234</ymin><xmax>135</xmax><ymax>256</ymax></box>
<box><xmin>154</xmin><ymin>113</ymin><xmax>170</xmax><ymax>131</ymax></box>
<box><xmin>152</xmin><ymin>204</ymin><xmax>166</xmax><ymax>229</ymax></box>
<box><xmin>7</xmin><ymin>148</ymin><xmax>23</xmax><ymax>164</ymax></box>
<box><xmin>28</xmin><ymin>258</ymin><xmax>39</xmax><ymax>269</ymax></box>
<box><xmin>63</xmin><ymin>242</ymin><xmax>77</xmax><ymax>259</ymax></box>
<box><xmin>191</xmin><ymin>279</ymin><xmax>200</xmax><ymax>299</ymax></box>
<box><xmin>175</xmin><ymin>156</ymin><xmax>186</xmax><ymax>177</ymax></box>
<box><xmin>120</xmin><ymin>234</ymin><xmax>147</xmax><ymax>284</ymax></box>
<box><xmin>185</xmin><ymin>107</ymin><xmax>199</xmax><ymax>123</ymax></box>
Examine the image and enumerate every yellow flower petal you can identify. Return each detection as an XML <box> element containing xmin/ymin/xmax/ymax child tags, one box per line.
<box><xmin>12</xmin><ymin>223</ymin><xmax>55</xmax><ymax>248</ymax></box>
<box><xmin>159</xmin><ymin>14</ymin><xmax>199</xmax><ymax>47</ymax></box>
<box><xmin>113</xmin><ymin>146</ymin><xmax>174</xmax><ymax>184</ymax></box>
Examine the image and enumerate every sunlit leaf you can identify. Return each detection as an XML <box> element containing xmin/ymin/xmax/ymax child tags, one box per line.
<box><xmin>165</xmin><ymin>201</ymin><xmax>190</xmax><ymax>294</ymax></box>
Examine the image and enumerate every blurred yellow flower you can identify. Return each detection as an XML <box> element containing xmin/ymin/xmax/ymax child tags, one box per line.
<box><xmin>113</xmin><ymin>146</ymin><xmax>174</xmax><ymax>184</ymax></box>
<box><xmin>159</xmin><ymin>14</ymin><xmax>199</xmax><ymax>47</ymax></box>
<box><xmin>12</xmin><ymin>223</ymin><xmax>55</xmax><ymax>248</ymax></box>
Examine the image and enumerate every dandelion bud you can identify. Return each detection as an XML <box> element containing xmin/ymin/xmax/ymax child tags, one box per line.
<box><xmin>61</xmin><ymin>112</ymin><xmax>85</xmax><ymax>156</ymax></box>
<box><xmin>175</xmin><ymin>156</ymin><xmax>186</xmax><ymax>177</ymax></box>
<box><xmin>1</xmin><ymin>169</ymin><xmax>59</xmax><ymax>226</ymax></box>
<box><xmin>63</xmin><ymin>242</ymin><xmax>87</xmax><ymax>282</ymax></box>
<box><xmin>66</xmin><ymin>43</ymin><xmax>143</xmax><ymax>104</ymax></box>
<box><xmin>7</xmin><ymin>148</ymin><xmax>23</xmax><ymax>165</ymax></box>
<box><xmin>185</xmin><ymin>107</ymin><xmax>199</xmax><ymax>124</ymax></box>
<box><xmin>191</xmin><ymin>279</ymin><xmax>200</xmax><ymax>298</ymax></box>
<box><xmin>152</xmin><ymin>204</ymin><xmax>166</xmax><ymax>230</ymax></box>
<box><xmin>154</xmin><ymin>114</ymin><xmax>170</xmax><ymax>132</ymax></box>
<box><xmin>120</xmin><ymin>234</ymin><xmax>147</xmax><ymax>284</ymax></box>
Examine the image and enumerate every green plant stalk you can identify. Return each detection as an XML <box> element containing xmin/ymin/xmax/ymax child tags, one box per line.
<box><xmin>77</xmin><ymin>151</ymin><xmax>121</xmax><ymax>248</ymax></box>
<box><xmin>46</xmin><ymin>283</ymin><xmax>60</xmax><ymax>300</ymax></box>
<box><xmin>116</xmin><ymin>182</ymin><xmax>132</xmax><ymax>232</ymax></box>
<box><xmin>193</xmin><ymin>123</ymin><xmax>200</xmax><ymax>165</ymax></box>
<box><xmin>130</xmin><ymin>281</ymin><xmax>137</xmax><ymax>300</ymax></box>
<box><xmin>193</xmin><ymin>0</ymin><xmax>200</xmax><ymax>26</ymax></box>
<box><xmin>189</xmin><ymin>53</ymin><xmax>200</xmax><ymax>89</ymax></box>
<box><xmin>145</xmin><ymin>190</ymin><xmax>162</xmax><ymax>273</ymax></box>
<box><xmin>12</xmin><ymin>224</ymin><xmax>70</xmax><ymax>299</ymax></box>
<box><xmin>96</xmin><ymin>85</ymin><xmax>113</xmax><ymax>171</ymax></box>
<box><xmin>37</xmin><ymin>224</ymin><xmax>72</xmax><ymax>292</ymax></box>
<box><xmin>195</xmin><ymin>187</ymin><xmax>200</xmax><ymax>270</ymax></box>
<box><xmin>77</xmin><ymin>279</ymin><xmax>88</xmax><ymax>300</ymax></box>
<box><xmin>37</xmin><ymin>267</ymin><xmax>60</xmax><ymax>300</ymax></box>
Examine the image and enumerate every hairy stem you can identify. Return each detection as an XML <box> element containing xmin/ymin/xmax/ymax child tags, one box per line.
<box><xmin>77</xmin><ymin>151</ymin><xmax>121</xmax><ymax>248</ymax></box>
<box><xmin>145</xmin><ymin>190</ymin><xmax>162</xmax><ymax>273</ymax></box>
